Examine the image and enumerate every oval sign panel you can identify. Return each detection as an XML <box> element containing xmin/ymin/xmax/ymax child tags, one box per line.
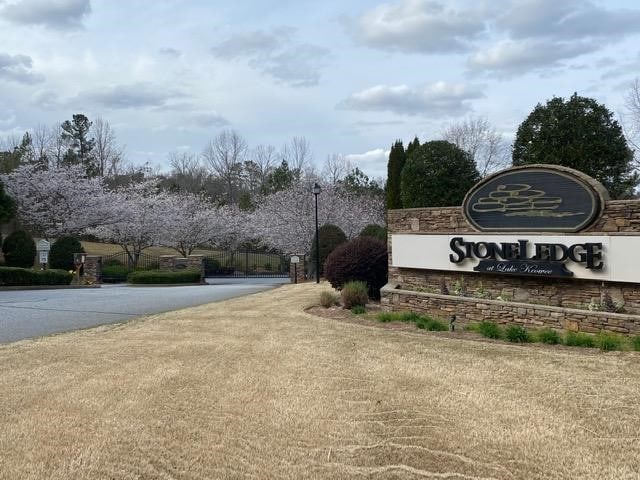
<box><xmin>462</xmin><ymin>165</ymin><xmax>606</xmax><ymax>232</ymax></box>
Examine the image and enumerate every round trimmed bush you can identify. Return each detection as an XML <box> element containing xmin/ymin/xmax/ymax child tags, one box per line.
<box><xmin>400</xmin><ymin>140</ymin><xmax>479</xmax><ymax>208</ymax></box>
<box><xmin>324</xmin><ymin>236</ymin><xmax>388</xmax><ymax>299</ymax></box>
<box><xmin>50</xmin><ymin>236</ymin><xmax>85</xmax><ymax>271</ymax></box>
<box><xmin>2</xmin><ymin>230</ymin><xmax>36</xmax><ymax>268</ymax></box>
<box><xmin>359</xmin><ymin>224</ymin><xmax>387</xmax><ymax>242</ymax></box>
<box><xmin>310</xmin><ymin>224</ymin><xmax>347</xmax><ymax>276</ymax></box>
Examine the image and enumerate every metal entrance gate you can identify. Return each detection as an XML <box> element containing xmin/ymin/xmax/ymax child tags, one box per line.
<box><xmin>204</xmin><ymin>251</ymin><xmax>289</xmax><ymax>278</ymax></box>
<box><xmin>101</xmin><ymin>251</ymin><xmax>160</xmax><ymax>283</ymax></box>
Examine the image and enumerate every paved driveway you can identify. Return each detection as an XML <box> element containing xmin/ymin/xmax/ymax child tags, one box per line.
<box><xmin>0</xmin><ymin>278</ymin><xmax>287</xmax><ymax>344</ymax></box>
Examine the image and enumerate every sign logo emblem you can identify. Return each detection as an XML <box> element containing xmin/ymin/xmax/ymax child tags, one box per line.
<box><xmin>462</xmin><ymin>165</ymin><xmax>606</xmax><ymax>232</ymax></box>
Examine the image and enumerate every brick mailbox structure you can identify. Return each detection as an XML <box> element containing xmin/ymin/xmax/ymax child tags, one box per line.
<box><xmin>381</xmin><ymin>165</ymin><xmax>640</xmax><ymax>335</ymax></box>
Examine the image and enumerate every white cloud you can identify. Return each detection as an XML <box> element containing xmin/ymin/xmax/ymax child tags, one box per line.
<box><xmin>212</xmin><ymin>28</ymin><xmax>330</xmax><ymax>87</ymax></box>
<box><xmin>469</xmin><ymin>0</ymin><xmax>640</xmax><ymax>76</ymax></box>
<box><xmin>345</xmin><ymin>148</ymin><xmax>390</xmax><ymax>178</ymax></box>
<box><xmin>348</xmin><ymin>0</ymin><xmax>484</xmax><ymax>53</ymax></box>
<box><xmin>468</xmin><ymin>40</ymin><xmax>595</xmax><ymax>76</ymax></box>
<box><xmin>189</xmin><ymin>111</ymin><xmax>229</xmax><ymax>128</ymax></box>
<box><xmin>73</xmin><ymin>83</ymin><xmax>186</xmax><ymax>109</ymax></box>
<box><xmin>339</xmin><ymin>81</ymin><xmax>483</xmax><ymax>116</ymax></box>
<box><xmin>1</xmin><ymin>0</ymin><xmax>91</xmax><ymax>29</ymax></box>
<box><xmin>0</xmin><ymin>52</ymin><xmax>44</xmax><ymax>84</ymax></box>
<box><xmin>497</xmin><ymin>0</ymin><xmax>640</xmax><ymax>41</ymax></box>
<box><xmin>158</xmin><ymin>47</ymin><xmax>181</xmax><ymax>58</ymax></box>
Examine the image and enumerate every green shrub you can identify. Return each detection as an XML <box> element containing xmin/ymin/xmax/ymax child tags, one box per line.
<box><xmin>103</xmin><ymin>258</ymin><xmax>124</xmax><ymax>267</ymax></box>
<box><xmin>631</xmin><ymin>336</ymin><xmax>640</xmax><ymax>352</ymax></box>
<box><xmin>0</xmin><ymin>266</ymin><xmax>72</xmax><ymax>286</ymax></box>
<box><xmin>505</xmin><ymin>325</ymin><xmax>530</xmax><ymax>343</ymax></box>
<box><xmin>464</xmin><ymin>322</ymin><xmax>481</xmax><ymax>333</ymax></box>
<box><xmin>351</xmin><ymin>305</ymin><xmax>366</xmax><ymax>315</ymax></box>
<box><xmin>377</xmin><ymin>312</ymin><xmax>397</xmax><ymax>323</ymax></box>
<box><xmin>594</xmin><ymin>332</ymin><xmax>624</xmax><ymax>351</ymax></box>
<box><xmin>359</xmin><ymin>224</ymin><xmax>387</xmax><ymax>242</ymax></box>
<box><xmin>310</xmin><ymin>224</ymin><xmax>347</xmax><ymax>276</ymax></box>
<box><xmin>376</xmin><ymin>311</ymin><xmax>446</xmax><ymax>331</ymax></box>
<box><xmin>377</xmin><ymin>311</ymin><xmax>420</xmax><ymax>323</ymax></box>
<box><xmin>564</xmin><ymin>331</ymin><xmax>596</xmax><ymax>348</ymax></box>
<box><xmin>33</xmin><ymin>269</ymin><xmax>74</xmax><ymax>285</ymax></box>
<box><xmin>127</xmin><ymin>269</ymin><xmax>201</xmax><ymax>284</ymax></box>
<box><xmin>49</xmin><ymin>236</ymin><xmax>84</xmax><ymax>271</ymax></box>
<box><xmin>319</xmin><ymin>290</ymin><xmax>340</xmax><ymax>308</ymax></box>
<box><xmin>536</xmin><ymin>328</ymin><xmax>561</xmax><ymax>345</ymax></box>
<box><xmin>400</xmin><ymin>140</ymin><xmax>480</xmax><ymax>208</ymax></box>
<box><xmin>416</xmin><ymin>317</ymin><xmax>447</xmax><ymax>331</ymax></box>
<box><xmin>324</xmin><ymin>236</ymin><xmax>388</xmax><ymax>299</ymax></box>
<box><xmin>203</xmin><ymin>257</ymin><xmax>234</xmax><ymax>275</ymax></box>
<box><xmin>2</xmin><ymin>230</ymin><xmax>36</xmax><ymax>268</ymax></box>
<box><xmin>102</xmin><ymin>264</ymin><xmax>131</xmax><ymax>283</ymax></box>
<box><xmin>478</xmin><ymin>321</ymin><xmax>502</xmax><ymax>339</ymax></box>
<box><xmin>341</xmin><ymin>280</ymin><xmax>369</xmax><ymax>309</ymax></box>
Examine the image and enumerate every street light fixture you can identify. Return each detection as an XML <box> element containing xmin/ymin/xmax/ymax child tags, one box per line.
<box><xmin>313</xmin><ymin>182</ymin><xmax>322</xmax><ymax>283</ymax></box>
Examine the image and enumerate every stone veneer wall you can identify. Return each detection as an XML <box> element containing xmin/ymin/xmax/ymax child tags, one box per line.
<box><xmin>82</xmin><ymin>255</ymin><xmax>102</xmax><ymax>284</ymax></box>
<box><xmin>383</xmin><ymin>200</ymin><xmax>640</xmax><ymax>334</ymax></box>
<box><xmin>159</xmin><ymin>255</ymin><xmax>205</xmax><ymax>283</ymax></box>
<box><xmin>381</xmin><ymin>286</ymin><xmax>640</xmax><ymax>335</ymax></box>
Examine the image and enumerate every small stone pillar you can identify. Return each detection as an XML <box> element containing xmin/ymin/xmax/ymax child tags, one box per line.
<box><xmin>187</xmin><ymin>255</ymin><xmax>205</xmax><ymax>284</ymax></box>
<box><xmin>159</xmin><ymin>255</ymin><xmax>177</xmax><ymax>271</ymax></box>
<box><xmin>289</xmin><ymin>254</ymin><xmax>305</xmax><ymax>283</ymax></box>
<box><xmin>84</xmin><ymin>255</ymin><xmax>102</xmax><ymax>284</ymax></box>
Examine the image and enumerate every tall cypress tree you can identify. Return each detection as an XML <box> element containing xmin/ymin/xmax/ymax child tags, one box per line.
<box><xmin>385</xmin><ymin>140</ymin><xmax>406</xmax><ymax>210</ymax></box>
<box><xmin>406</xmin><ymin>136</ymin><xmax>420</xmax><ymax>160</ymax></box>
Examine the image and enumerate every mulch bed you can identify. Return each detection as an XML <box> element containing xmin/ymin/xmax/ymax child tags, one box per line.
<box><xmin>306</xmin><ymin>304</ymin><xmax>471</xmax><ymax>339</ymax></box>
<box><xmin>305</xmin><ymin>304</ymin><xmax>613</xmax><ymax>353</ymax></box>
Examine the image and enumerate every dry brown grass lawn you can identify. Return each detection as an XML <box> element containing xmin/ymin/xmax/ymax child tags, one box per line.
<box><xmin>1</xmin><ymin>283</ymin><xmax>639</xmax><ymax>480</ymax></box>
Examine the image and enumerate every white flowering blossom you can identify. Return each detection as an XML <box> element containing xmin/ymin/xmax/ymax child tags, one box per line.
<box><xmin>248</xmin><ymin>182</ymin><xmax>383</xmax><ymax>254</ymax></box>
<box><xmin>2</xmin><ymin>164</ymin><xmax>123</xmax><ymax>237</ymax></box>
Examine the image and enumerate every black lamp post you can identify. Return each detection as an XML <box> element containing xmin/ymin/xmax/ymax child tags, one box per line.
<box><xmin>313</xmin><ymin>182</ymin><xmax>322</xmax><ymax>283</ymax></box>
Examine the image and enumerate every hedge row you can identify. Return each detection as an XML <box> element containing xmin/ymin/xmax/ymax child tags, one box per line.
<box><xmin>0</xmin><ymin>267</ymin><xmax>73</xmax><ymax>286</ymax></box>
<box><xmin>127</xmin><ymin>269</ymin><xmax>201</xmax><ymax>284</ymax></box>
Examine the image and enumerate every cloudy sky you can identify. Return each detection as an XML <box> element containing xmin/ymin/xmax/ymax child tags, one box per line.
<box><xmin>1</xmin><ymin>0</ymin><xmax>640</xmax><ymax>178</ymax></box>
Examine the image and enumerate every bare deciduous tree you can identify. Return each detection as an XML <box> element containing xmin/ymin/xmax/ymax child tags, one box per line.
<box><xmin>202</xmin><ymin>129</ymin><xmax>248</xmax><ymax>204</ymax></box>
<box><xmin>321</xmin><ymin>154</ymin><xmax>353</xmax><ymax>185</ymax></box>
<box><xmin>0</xmin><ymin>133</ymin><xmax>21</xmax><ymax>152</ymax></box>
<box><xmin>251</xmin><ymin>144</ymin><xmax>278</xmax><ymax>186</ymax></box>
<box><xmin>623</xmin><ymin>78</ymin><xmax>640</xmax><ymax>168</ymax></box>
<box><xmin>282</xmin><ymin>136</ymin><xmax>312</xmax><ymax>175</ymax></box>
<box><xmin>31</xmin><ymin>124</ymin><xmax>52</xmax><ymax>168</ymax></box>
<box><xmin>441</xmin><ymin>116</ymin><xmax>508</xmax><ymax>177</ymax></box>
<box><xmin>48</xmin><ymin>124</ymin><xmax>69</xmax><ymax>168</ymax></box>
<box><xmin>92</xmin><ymin>117</ymin><xmax>125</xmax><ymax>177</ymax></box>
<box><xmin>168</xmin><ymin>151</ymin><xmax>207</xmax><ymax>193</ymax></box>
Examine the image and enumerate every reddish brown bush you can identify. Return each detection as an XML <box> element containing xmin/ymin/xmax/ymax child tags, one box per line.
<box><xmin>324</xmin><ymin>236</ymin><xmax>388</xmax><ymax>299</ymax></box>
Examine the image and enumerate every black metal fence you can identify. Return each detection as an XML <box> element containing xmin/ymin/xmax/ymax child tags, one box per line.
<box><xmin>100</xmin><ymin>250</ymin><xmax>289</xmax><ymax>282</ymax></box>
<box><xmin>204</xmin><ymin>251</ymin><xmax>289</xmax><ymax>278</ymax></box>
<box><xmin>101</xmin><ymin>251</ymin><xmax>160</xmax><ymax>283</ymax></box>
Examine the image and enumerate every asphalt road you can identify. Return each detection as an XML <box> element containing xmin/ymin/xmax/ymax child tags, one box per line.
<box><xmin>0</xmin><ymin>278</ymin><xmax>287</xmax><ymax>344</ymax></box>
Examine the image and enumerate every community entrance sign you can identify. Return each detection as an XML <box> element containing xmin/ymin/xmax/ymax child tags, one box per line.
<box><xmin>391</xmin><ymin>165</ymin><xmax>640</xmax><ymax>282</ymax></box>
<box><xmin>383</xmin><ymin>163</ymin><xmax>640</xmax><ymax>336</ymax></box>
